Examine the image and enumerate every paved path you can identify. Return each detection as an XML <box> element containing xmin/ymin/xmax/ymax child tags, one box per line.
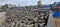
<box><xmin>0</xmin><ymin>12</ymin><xmax>6</xmax><ymax>25</ymax></box>
<box><xmin>47</xmin><ymin>12</ymin><xmax>56</xmax><ymax>27</ymax></box>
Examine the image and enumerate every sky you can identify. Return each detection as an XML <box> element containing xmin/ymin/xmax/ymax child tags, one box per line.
<box><xmin>0</xmin><ymin>0</ymin><xmax>60</xmax><ymax>6</ymax></box>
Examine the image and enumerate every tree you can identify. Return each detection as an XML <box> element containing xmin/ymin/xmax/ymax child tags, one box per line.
<box><xmin>25</xmin><ymin>6</ymin><xmax>29</xmax><ymax>9</ymax></box>
<box><xmin>1</xmin><ymin>4</ymin><xmax>8</xmax><ymax>9</ymax></box>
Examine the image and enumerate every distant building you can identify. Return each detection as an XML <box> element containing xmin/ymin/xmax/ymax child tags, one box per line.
<box><xmin>37</xmin><ymin>0</ymin><xmax>41</xmax><ymax>6</ymax></box>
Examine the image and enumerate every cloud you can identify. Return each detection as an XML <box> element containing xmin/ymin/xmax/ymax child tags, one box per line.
<box><xmin>1</xmin><ymin>0</ymin><xmax>60</xmax><ymax>6</ymax></box>
<box><xmin>0</xmin><ymin>0</ymin><xmax>38</xmax><ymax>6</ymax></box>
<box><xmin>41</xmin><ymin>0</ymin><xmax>60</xmax><ymax>5</ymax></box>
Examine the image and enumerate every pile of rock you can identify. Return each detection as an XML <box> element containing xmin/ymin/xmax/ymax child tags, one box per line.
<box><xmin>4</xmin><ymin>10</ymin><xmax>49</xmax><ymax>27</ymax></box>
